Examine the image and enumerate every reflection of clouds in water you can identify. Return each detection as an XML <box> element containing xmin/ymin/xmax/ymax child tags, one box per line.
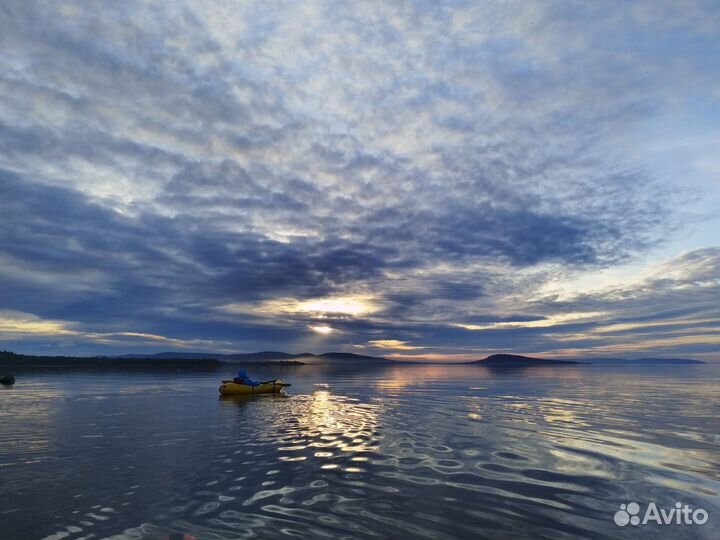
<box><xmin>0</xmin><ymin>383</ymin><xmax>66</xmax><ymax>462</ymax></box>
<box><xmin>4</xmin><ymin>366</ymin><xmax>720</xmax><ymax>540</ymax></box>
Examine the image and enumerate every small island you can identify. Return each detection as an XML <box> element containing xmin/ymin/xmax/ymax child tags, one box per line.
<box><xmin>471</xmin><ymin>354</ymin><xmax>583</xmax><ymax>366</ymax></box>
<box><xmin>469</xmin><ymin>353</ymin><xmax>703</xmax><ymax>366</ymax></box>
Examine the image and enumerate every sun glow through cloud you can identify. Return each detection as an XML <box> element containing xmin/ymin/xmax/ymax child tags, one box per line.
<box><xmin>309</xmin><ymin>325</ymin><xmax>335</xmax><ymax>335</ymax></box>
<box><xmin>368</xmin><ymin>340</ymin><xmax>423</xmax><ymax>350</ymax></box>
<box><xmin>296</xmin><ymin>297</ymin><xmax>377</xmax><ymax>316</ymax></box>
<box><xmin>220</xmin><ymin>296</ymin><xmax>378</xmax><ymax>320</ymax></box>
<box><xmin>1</xmin><ymin>1</ymin><xmax>719</xmax><ymax>360</ymax></box>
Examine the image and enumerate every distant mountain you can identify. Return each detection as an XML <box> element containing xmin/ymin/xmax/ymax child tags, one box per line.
<box><xmin>584</xmin><ymin>357</ymin><xmax>704</xmax><ymax>365</ymax></box>
<box><xmin>2</xmin><ymin>349</ymin><xmax>705</xmax><ymax>369</ymax></box>
<box><xmin>120</xmin><ymin>352</ymin><xmax>224</xmax><ymax>360</ymax></box>
<box><xmin>115</xmin><ymin>351</ymin><xmax>394</xmax><ymax>364</ymax></box>
<box><xmin>297</xmin><ymin>352</ymin><xmax>395</xmax><ymax>365</ymax></box>
<box><xmin>472</xmin><ymin>354</ymin><xmax>583</xmax><ymax>366</ymax></box>
<box><xmin>120</xmin><ymin>351</ymin><xmax>307</xmax><ymax>362</ymax></box>
<box><xmin>228</xmin><ymin>351</ymin><xmax>309</xmax><ymax>361</ymax></box>
<box><xmin>470</xmin><ymin>354</ymin><xmax>705</xmax><ymax>366</ymax></box>
<box><xmin>0</xmin><ymin>350</ymin><xmax>226</xmax><ymax>369</ymax></box>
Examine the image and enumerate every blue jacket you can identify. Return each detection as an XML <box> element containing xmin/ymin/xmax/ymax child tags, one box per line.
<box><xmin>234</xmin><ymin>369</ymin><xmax>259</xmax><ymax>386</ymax></box>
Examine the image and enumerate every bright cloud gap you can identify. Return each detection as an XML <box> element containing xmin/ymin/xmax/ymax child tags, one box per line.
<box><xmin>0</xmin><ymin>1</ymin><xmax>718</xmax><ymax>360</ymax></box>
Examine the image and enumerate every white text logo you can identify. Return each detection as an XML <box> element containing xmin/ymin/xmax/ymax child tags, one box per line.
<box><xmin>614</xmin><ymin>502</ymin><xmax>708</xmax><ymax>527</ymax></box>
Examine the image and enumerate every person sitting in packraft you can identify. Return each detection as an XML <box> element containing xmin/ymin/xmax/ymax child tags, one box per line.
<box><xmin>233</xmin><ymin>369</ymin><xmax>260</xmax><ymax>386</ymax></box>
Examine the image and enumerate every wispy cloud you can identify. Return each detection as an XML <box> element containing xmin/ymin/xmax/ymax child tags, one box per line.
<box><xmin>0</xmin><ymin>310</ymin><xmax>229</xmax><ymax>350</ymax></box>
<box><xmin>456</xmin><ymin>312</ymin><xmax>608</xmax><ymax>331</ymax></box>
<box><xmin>0</xmin><ymin>1</ymin><xmax>718</xmax><ymax>358</ymax></box>
<box><xmin>368</xmin><ymin>340</ymin><xmax>425</xmax><ymax>351</ymax></box>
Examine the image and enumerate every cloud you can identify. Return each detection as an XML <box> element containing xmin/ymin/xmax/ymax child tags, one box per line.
<box><xmin>0</xmin><ymin>310</ymin><xmax>78</xmax><ymax>338</ymax></box>
<box><xmin>0</xmin><ymin>310</ymin><xmax>230</xmax><ymax>351</ymax></box>
<box><xmin>456</xmin><ymin>312</ymin><xmax>608</xmax><ymax>331</ymax></box>
<box><xmin>501</xmin><ymin>248</ymin><xmax>720</xmax><ymax>357</ymax></box>
<box><xmin>0</xmin><ymin>1</ymin><xmax>718</xmax><ymax>357</ymax></box>
<box><xmin>367</xmin><ymin>340</ymin><xmax>424</xmax><ymax>351</ymax></box>
<box><xmin>309</xmin><ymin>325</ymin><xmax>335</xmax><ymax>335</ymax></box>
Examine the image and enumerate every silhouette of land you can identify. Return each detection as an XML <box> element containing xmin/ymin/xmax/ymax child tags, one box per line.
<box><xmin>0</xmin><ymin>350</ymin><xmax>703</xmax><ymax>371</ymax></box>
<box><xmin>472</xmin><ymin>354</ymin><xmax>583</xmax><ymax>366</ymax></box>
<box><xmin>0</xmin><ymin>350</ymin><xmax>392</xmax><ymax>369</ymax></box>
<box><xmin>470</xmin><ymin>353</ymin><xmax>703</xmax><ymax>366</ymax></box>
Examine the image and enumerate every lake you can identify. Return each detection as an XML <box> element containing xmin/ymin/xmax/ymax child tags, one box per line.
<box><xmin>1</xmin><ymin>363</ymin><xmax>718</xmax><ymax>540</ymax></box>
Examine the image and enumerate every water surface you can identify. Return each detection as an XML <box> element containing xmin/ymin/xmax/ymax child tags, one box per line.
<box><xmin>1</xmin><ymin>363</ymin><xmax>718</xmax><ymax>539</ymax></box>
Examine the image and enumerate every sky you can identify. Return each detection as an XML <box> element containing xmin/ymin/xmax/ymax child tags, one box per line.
<box><xmin>1</xmin><ymin>0</ymin><xmax>719</xmax><ymax>361</ymax></box>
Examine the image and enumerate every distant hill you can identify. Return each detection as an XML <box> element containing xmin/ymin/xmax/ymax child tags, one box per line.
<box><xmin>470</xmin><ymin>354</ymin><xmax>704</xmax><ymax>366</ymax></box>
<box><xmin>1</xmin><ymin>349</ymin><xmax>704</xmax><ymax>369</ymax></box>
<box><xmin>0</xmin><ymin>350</ymin><xmax>392</xmax><ymax>368</ymax></box>
<box><xmin>119</xmin><ymin>351</ymin><xmax>308</xmax><ymax>362</ymax></box>
<box><xmin>118</xmin><ymin>350</ymin><xmax>392</xmax><ymax>364</ymax></box>
<box><xmin>119</xmin><ymin>352</ymin><xmax>225</xmax><ymax>360</ymax></box>
<box><xmin>0</xmin><ymin>350</ymin><xmax>227</xmax><ymax>369</ymax></box>
<box><xmin>228</xmin><ymin>351</ymin><xmax>310</xmax><ymax>362</ymax></box>
<box><xmin>472</xmin><ymin>354</ymin><xmax>583</xmax><ymax>366</ymax></box>
<box><xmin>297</xmin><ymin>352</ymin><xmax>395</xmax><ymax>365</ymax></box>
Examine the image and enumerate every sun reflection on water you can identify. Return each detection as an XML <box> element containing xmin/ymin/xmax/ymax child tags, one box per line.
<box><xmin>289</xmin><ymin>390</ymin><xmax>381</xmax><ymax>459</ymax></box>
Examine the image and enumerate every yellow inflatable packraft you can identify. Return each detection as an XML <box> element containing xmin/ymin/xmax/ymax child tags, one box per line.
<box><xmin>219</xmin><ymin>379</ymin><xmax>290</xmax><ymax>396</ymax></box>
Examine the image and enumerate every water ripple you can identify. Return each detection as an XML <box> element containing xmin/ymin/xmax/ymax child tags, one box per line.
<box><xmin>2</xmin><ymin>365</ymin><xmax>719</xmax><ymax>539</ymax></box>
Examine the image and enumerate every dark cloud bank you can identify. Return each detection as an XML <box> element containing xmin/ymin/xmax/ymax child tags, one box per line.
<box><xmin>1</xmin><ymin>0</ymin><xmax>718</xmax><ymax>358</ymax></box>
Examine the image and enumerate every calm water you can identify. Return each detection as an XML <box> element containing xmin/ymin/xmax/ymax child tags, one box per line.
<box><xmin>1</xmin><ymin>364</ymin><xmax>718</xmax><ymax>540</ymax></box>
